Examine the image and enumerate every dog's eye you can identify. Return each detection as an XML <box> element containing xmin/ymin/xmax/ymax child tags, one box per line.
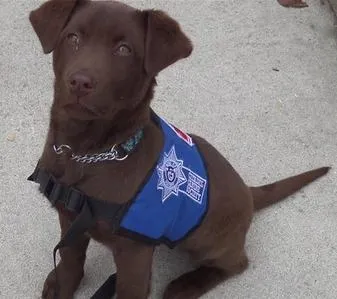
<box><xmin>67</xmin><ymin>33</ymin><xmax>80</xmax><ymax>50</ymax></box>
<box><xmin>114</xmin><ymin>44</ymin><xmax>131</xmax><ymax>56</ymax></box>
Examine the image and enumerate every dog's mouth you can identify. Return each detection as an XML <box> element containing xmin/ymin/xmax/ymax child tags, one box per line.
<box><xmin>63</xmin><ymin>101</ymin><xmax>102</xmax><ymax>119</ymax></box>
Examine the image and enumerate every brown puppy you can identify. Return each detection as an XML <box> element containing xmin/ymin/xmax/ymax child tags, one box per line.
<box><xmin>29</xmin><ymin>1</ymin><xmax>329</xmax><ymax>298</ymax></box>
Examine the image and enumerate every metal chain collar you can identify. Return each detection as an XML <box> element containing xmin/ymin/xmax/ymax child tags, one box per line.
<box><xmin>53</xmin><ymin>144</ymin><xmax>128</xmax><ymax>164</ymax></box>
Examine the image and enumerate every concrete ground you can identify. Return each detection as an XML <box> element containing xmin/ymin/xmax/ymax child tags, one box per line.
<box><xmin>329</xmin><ymin>0</ymin><xmax>337</xmax><ymax>20</ymax></box>
<box><xmin>1</xmin><ymin>0</ymin><xmax>336</xmax><ymax>298</ymax></box>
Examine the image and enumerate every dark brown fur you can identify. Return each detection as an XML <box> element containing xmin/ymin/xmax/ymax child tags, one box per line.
<box><xmin>277</xmin><ymin>0</ymin><xmax>308</xmax><ymax>8</ymax></box>
<box><xmin>29</xmin><ymin>1</ymin><xmax>329</xmax><ymax>298</ymax></box>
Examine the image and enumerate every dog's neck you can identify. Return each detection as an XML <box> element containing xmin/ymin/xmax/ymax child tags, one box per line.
<box><xmin>48</xmin><ymin>82</ymin><xmax>156</xmax><ymax>154</ymax></box>
<box><xmin>50</xmin><ymin>108</ymin><xmax>148</xmax><ymax>154</ymax></box>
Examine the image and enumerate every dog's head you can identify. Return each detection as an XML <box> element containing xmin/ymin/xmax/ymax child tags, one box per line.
<box><xmin>29</xmin><ymin>0</ymin><xmax>192</xmax><ymax>121</ymax></box>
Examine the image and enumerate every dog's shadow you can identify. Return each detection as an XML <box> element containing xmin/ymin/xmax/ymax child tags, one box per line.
<box><xmin>77</xmin><ymin>241</ymin><xmax>192</xmax><ymax>299</ymax></box>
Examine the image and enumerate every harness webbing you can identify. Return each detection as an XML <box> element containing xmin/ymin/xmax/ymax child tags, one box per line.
<box><xmin>28</xmin><ymin>166</ymin><xmax>122</xmax><ymax>299</ymax></box>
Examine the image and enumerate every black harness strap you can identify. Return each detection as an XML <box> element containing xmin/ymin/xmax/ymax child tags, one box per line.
<box><xmin>28</xmin><ymin>166</ymin><xmax>122</xmax><ymax>299</ymax></box>
<box><xmin>91</xmin><ymin>274</ymin><xmax>117</xmax><ymax>299</ymax></box>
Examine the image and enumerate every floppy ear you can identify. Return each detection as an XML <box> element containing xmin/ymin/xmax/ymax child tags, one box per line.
<box><xmin>29</xmin><ymin>0</ymin><xmax>82</xmax><ymax>54</ymax></box>
<box><xmin>143</xmin><ymin>10</ymin><xmax>193</xmax><ymax>75</ymax></box>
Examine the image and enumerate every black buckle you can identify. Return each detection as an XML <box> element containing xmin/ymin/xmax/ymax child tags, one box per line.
<box><xmin>64</xmin><ymin>188</ymin><xmax>84</xmax><ymax>213</ymax></box>
<box><xmin>39</xmin><ymin>175</ymin><xmax>55</xmax><ymax>198</ymax></box>
<box><xmin>49</xmin><ymin>183</ymin><xmax>64</xmax><ymax>206</ymax></box>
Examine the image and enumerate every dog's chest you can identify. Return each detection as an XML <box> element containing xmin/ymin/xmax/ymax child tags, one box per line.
<box><xmin>40</xmin><ymin>148</ymin><xmax>148</xmax><ymax>205</ymax></box>
<box><xmin>35</xmin><ymin>116</ymin><xmax>210</xmax><ymax>247</ymax></box>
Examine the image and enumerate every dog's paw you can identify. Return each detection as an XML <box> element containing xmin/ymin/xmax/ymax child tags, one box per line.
<box><xmin>42</xmin><ymin>268</ymin><xmax>60</xmax><ymax>299</ymax></box>
<box><xmin>277</xmin><ymin>0</ymin><xmax>308</xmax><ymax>8</ymax></box>
<box><xmin>42</xmin><ymin>265</ymin><xmax>83</xmax><ymax>299</ymax></box>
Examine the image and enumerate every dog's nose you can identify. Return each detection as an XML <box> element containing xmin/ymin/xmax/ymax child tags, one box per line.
<box><xmin>68</xmin><ymin>72</ymin><xmax>95</xmax><ymax>96</ymax></box>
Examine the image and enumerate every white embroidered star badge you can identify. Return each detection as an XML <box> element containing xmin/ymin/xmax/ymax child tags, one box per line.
<box><xmin>157</xmin><ymin>146</ymin><xmax>187</xmax><ymax>202</ymax></box>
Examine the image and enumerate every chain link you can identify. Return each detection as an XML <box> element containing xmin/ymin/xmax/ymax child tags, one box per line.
<box><xmin>53</xmin><ymin>144</ymin><xmax>128</xmax><ymax>164</ymax></box>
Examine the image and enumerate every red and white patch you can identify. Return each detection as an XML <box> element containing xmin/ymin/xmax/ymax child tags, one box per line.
<box><xmin>162</xmin><ymin>118</ymin><xmax>194</xmax><ymax>146</ymax></box>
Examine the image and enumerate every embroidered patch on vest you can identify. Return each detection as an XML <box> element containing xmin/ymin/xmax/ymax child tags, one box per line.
<box><xmin>119</xmin><ymin>113</ymin><xmax>209</xmax><ymax>246</ymax></box>
<box><xmin>161</xmin><ymin>118</ymin><xmax>194</xmax><ymax>146</ymax></box>
<box><xmin>157</xmin><ymin>146</ymin><xmax>207</xmax><ymax>204</ymax></box>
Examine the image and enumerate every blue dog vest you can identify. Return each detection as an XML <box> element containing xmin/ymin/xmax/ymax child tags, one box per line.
<box><xmin>28</xmin><ymin>114</ymin><xmax>209</xmax><ymax>298</ymax></box>
<box><xmin>28</xmin><ymin>114</ymin><xmax>209</xmax><ymax>248</ymax></box>
<box><xmin>120</xmin><ymin>115</ymin><xmax>209</xmax><ymax>247</ymax></box>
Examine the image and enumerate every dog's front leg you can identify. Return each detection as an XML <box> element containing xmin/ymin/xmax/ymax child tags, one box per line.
<box><xmin>110</xmin><ymin>237</ymin><xmax>154</xmax><ymax>299</ymax></box>
<box><xmin>42</xmin><ymin>212</ymin><xmax>90</xmax><ymax>299</ymax></box>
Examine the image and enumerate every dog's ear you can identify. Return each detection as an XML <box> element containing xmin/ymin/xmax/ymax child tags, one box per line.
<box><xmin>29</xmin><ymin>0</ymin><xmax>82</xmax><ymax>54</ymax></box>
<box><xmin>143</xmin><ymin>10</ymin><xmax>193</xmax><ymax>75</ymax></box>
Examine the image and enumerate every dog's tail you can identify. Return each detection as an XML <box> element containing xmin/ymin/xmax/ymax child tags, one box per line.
<box><xmin>251</xmin><ymin>167</ymin><xmax>330</xmax><ymax>211</ymax></box>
